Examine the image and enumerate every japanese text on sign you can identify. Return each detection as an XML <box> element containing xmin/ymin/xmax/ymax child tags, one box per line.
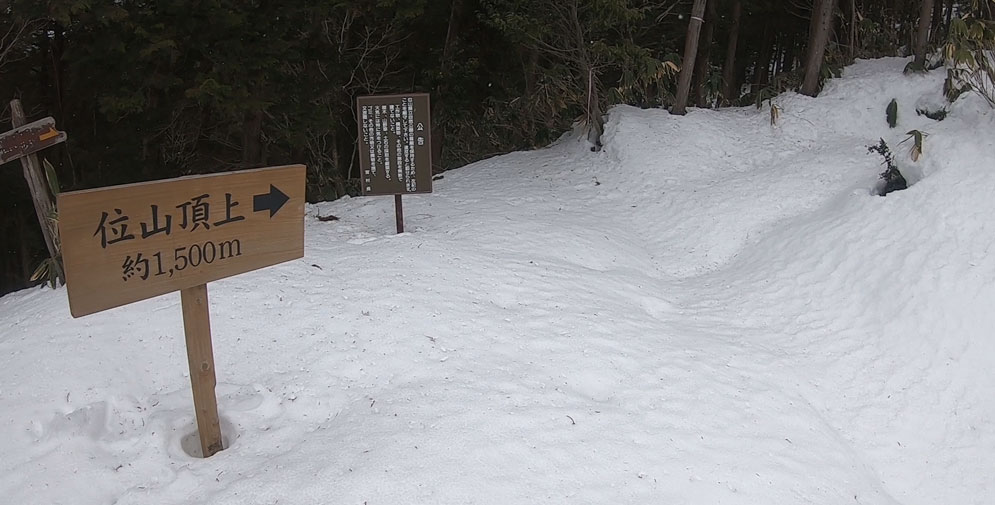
<box><xmin>91</xmin><ymin>192</ymin><xmax>248</xmax><ymax>281</ymax></box>
<box><xmin>356</xmin><ymin>93</ymin><xmax>432</xmax><ymax>196</ymax></box>
<box><xmin>58</xmin><ymin>165</ymin><xmax>305</xmax><ymax>318</ymax></box>
<box><xmin>0</xmin><ymin>116</ymin><xmax>67</xmax><ymax>164</ymax></box>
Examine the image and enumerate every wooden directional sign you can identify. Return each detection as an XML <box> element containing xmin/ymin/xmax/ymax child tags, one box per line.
<box><xmin>0</xmin><ymin>116</ymin><xmax>67</xmax><ymax>165</ymax></box>
<box><xmin>356</xmin><ymin>93</ymin><xmax>433</xmax><ymax>196</ymax></box>
<box><xmin>58</xmin><ymin>164</ymin><xmax>305</xmax><ymax>317</ymax></box>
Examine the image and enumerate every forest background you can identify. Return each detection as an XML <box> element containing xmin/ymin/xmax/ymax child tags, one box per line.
<box><xmin>0</xmin><ymin>0</ymin><xmax>990</xmax><ymax>294</ymax></box>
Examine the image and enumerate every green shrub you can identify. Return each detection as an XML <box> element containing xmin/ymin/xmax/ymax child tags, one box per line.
<box><xmin>945</xmin><ymin>15</ymin><xmax>995</xmax><ymax>107</ymax></box>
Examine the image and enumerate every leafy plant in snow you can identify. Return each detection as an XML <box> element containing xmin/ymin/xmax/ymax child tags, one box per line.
<box><xmin>769</xmin><ymin>103</ymin><xmax>781</xmax><ymax>126</ymax></box>
<box><xmin>886</xmin><ymin>98</ymin><xmax>898</xmax><ymax>127</ymax></box>
<box><xmin>916</xmin><ymin>106</ymin><xmax>948</xmax><ymax>121</ymax></box>
<box><xmin>899</xmin><ymin>129</ymin><xmax>928</xmax><ymax>162</ymax></box>
<box><xmin>29</xmin><ymin>159</ymin><xmax>63</xmax><ymax>288</ymax></box>
<box><xmin>945</xmin><ymin>12</ymin><xmax>995</xmax><ymax>107</ymax></box>
<box><xmin>868</xmin><ymin>138</ymin><xmax>908</xmax><ymax>196</ymax></box>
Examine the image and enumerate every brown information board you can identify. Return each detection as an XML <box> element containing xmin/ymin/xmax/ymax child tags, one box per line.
<box><xmin>356</xmin><ymin>93</ymin><xmax>433</xmax><ymax>196</ymax></box>
<box><xmin>59</xmin><ymin>164</ymin><xmax>305</xmax><ymax>317</ymax></box>
<box><xmin>0</xmin><ymin>116</ymin><xmax>67</xmax><ymax>165</ymax></box>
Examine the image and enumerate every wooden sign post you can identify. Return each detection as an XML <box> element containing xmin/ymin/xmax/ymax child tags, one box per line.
<box><xmin>3</xmin><ymin>100</ymin><xmax>69</xmax><ymax>283</ymax></box>
<box><xmin>180</xmin><ymin>284</ymin><xmax>221</xmax><ymax>456</ymax></box>
<box><xmin>1</xmin><ymin>109</ymin><xmax>68</xmax><ymax>164</ymax></box>
<box><xmin>356</xmin><ymin>93</ymin><xmax>433</xmax><ymax>234</ymax></box>
<box><xmin>58</xmin><ymin>164</ymin><xmax>306</xmax><ymax>457</ymax></box>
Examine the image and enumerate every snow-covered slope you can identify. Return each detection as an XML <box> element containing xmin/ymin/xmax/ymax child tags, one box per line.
<box><xmin>1</xmin><ymin>57</ymin><xmax>992</xmax><ymax>505</ymax></box>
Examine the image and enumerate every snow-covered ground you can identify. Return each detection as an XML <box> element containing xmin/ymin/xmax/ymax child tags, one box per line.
<box><xmin>1</xmin><ymin>57</ymin><xmax>992</xmax><ymax>504</ymax></box>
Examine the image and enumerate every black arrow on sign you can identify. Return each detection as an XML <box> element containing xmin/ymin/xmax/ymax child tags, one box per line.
<box><xmin>253</xmin><ymin>184</ymin><xmax>290</xmax><ymax>217</ymax></box>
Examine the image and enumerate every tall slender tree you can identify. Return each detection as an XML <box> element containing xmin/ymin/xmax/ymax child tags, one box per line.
<box><xmin>801</xmin><ymin>0</ymin><xmax>839</xmax><ymax>96</ymax></box>
<box><xmin>693</xmin><ymin>0</ymin><xmax>718</xmax><ymax>107</ymax></box>
<box><xmin>721</xmin><ymin>0</ymin><xmax>743</xmax><ymax>104</ymax></box>
<box><xmin>432</xmin><ymin>0</ymin><xmax>465</xmax><ymax>172</ymax></box>
<box><xmin>914</xmin><ymin>0</ymin><xmax>936</xmax><ymax>66</ymax></box>
<box><xmin>672</xmin><ymin>0</ymin><xmax>708</xmax><ymax>115</ymax></box>
<box><xmin>930</xmin><ymin>0</ymin><xmax>945</xmax><ymax>42</ymax></box>
<box><xmin>753</xmin><ymin>23</ymin><xmax>774</xmax><ymax>91</ymax></box>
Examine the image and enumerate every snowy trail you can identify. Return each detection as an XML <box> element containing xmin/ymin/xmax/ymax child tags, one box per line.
<box><xmin>1</xmin><ymin>58</ymin><xmax>993</xmax><ymax>504</ymax></box>
<box><xmin>241</xmin><ymin>187</ymin><xmax>898</xmax><ymax>505</ymax></box>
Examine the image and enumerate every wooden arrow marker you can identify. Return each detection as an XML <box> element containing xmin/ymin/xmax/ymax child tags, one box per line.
<box><xmin>253</xmin><ymin>184</ymin><xmax>290</xmax><ymax>217</ymax></box>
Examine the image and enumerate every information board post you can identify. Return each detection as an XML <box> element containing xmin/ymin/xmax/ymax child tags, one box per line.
<box><xmin>58</xmin><ymin>164</ymin><xmax>306</xmax><ymax>458</ymax></box>
<box><xmin>356</xmin><ymin>93</ymin><xmax>433</xmax><ymax>233</ymax></box>
<box><xmin>395</xmin><ymin>194</ymin><xmax>404</xmax><ymax>234</ymax></box>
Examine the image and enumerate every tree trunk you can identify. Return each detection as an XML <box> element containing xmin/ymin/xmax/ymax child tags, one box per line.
<box><xmin>781</xmin><ymin>31</ymin><xmax>798</xmax><ymax>74</ymax></box>
<box><xmin>944</xmin><ymin>0</ymin><xmax>953</xmax><ymax>32</ymax></box>
<box><xmin>241</xmin><ymin>110</ymin><xmax>264</xmax><ymax>166</ymax></box>
<box><xmin>771</xmin><ymin>34</ymin><xmax>783</xmax><ymax>77</ymax></box>
<box><xmin>801</xmin><ymin>0</ymin><xmax>839</xmax><ymax>97</ymax></box>
<box><xmin>431</xmin><ymin>0</ymin><xmax>464</xmax><ymax>172</ymax></box>
<box><xmin>753</xmin><ymin>24</ymin><xmax>774</xmax><ymax>91</ymax></box>
<box><xmin>672</xmin><ymin>0</ymin><xmax>708</xmax><ymax>115</ymax></box>
<box><xmin>330</xmin><ymin>127</ymin><xmax>344</xmax><ymax>198</ymax></box>
<box><xmin>585</xmin><ymin>67</ymin><xmax>604</xmax><ymax>148</ymax></box>
<box><xmin>440</xmin><ymin>0</ymin><xmax>463</xmax><ymax>82</ymax></box>
<box><xmin>693</xmin><ymin>0</ymin><xmax>718</xmax><ymax>107</ymax></box>
<box><xmin>930</xmin><ymin>0</ymin><xmax>944</xmax><ymax>42</ymax></box>
<box><xmin>979</xmin><ymin>0</ymin><xmax>993</xmax><ymax>20</ymax></box>
<box><xmin>523</xmin><ymin>46</ymin><xmax>541</xmax><ymax>142</ymax></box>
<box><xmin>913</xmin><ymin>0</ymin><xmax>935</xmax><ymax>67</ymax></box>
<box><xmin>893</xmin><ymin>0</ymin><xmax>906</xmax><ymax>47</ymax></box>
<box><xmin>562</xmin><ymin>1</ymin><xmax>603</xmax><ymax>148</ymax></box>
<box><xmin>721</xmin><ymin>0</ymin><xmax>743</xmax><ymax>105</ymax></box>
<box><xmin>849</xmin><ymin>0</ymin><xmax>858</xmax><ymax>61</ymax></box>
